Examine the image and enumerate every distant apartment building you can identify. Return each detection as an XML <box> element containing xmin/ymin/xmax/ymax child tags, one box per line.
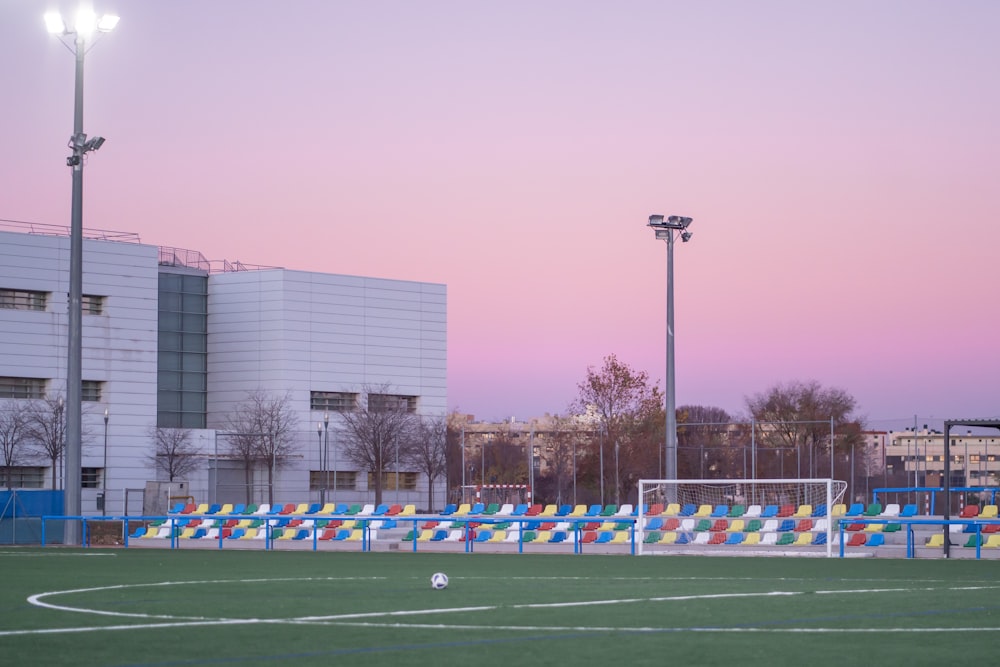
<box><xmin>0</xmin><ymin>224</ymin><xmax>446</xmax><ymax>512</ymax></box>
<box><xmin>885</xmin><ymin>427</ymin><xmax>1000</xmax><ymax>489</ymax></box>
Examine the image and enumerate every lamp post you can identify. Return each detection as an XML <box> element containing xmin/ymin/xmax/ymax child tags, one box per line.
<box><xmin>323</xmin><ymin>412</ymin><xmax>330</xmax><ymax>505</ymax></box>
<box><xmin>45</xmin><ymin>9</ymin><xmax>119</xmax><ymax>545</ymax></box>
<box><xmin>647</xmin><ymin>214</ymin><xmax>693</xmax><ymax>486</ymax></box>
<box><xmin>316</xmin><ymin>422</ymin><xmax>323</xmax><ymax>505</ymax></box>
<box><xmin>102</xmin><ymin>408</ymin><xmax>108</xmax><ymax>513</ymax></box>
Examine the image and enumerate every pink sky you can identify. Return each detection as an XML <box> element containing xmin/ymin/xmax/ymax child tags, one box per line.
<box><xmin>3</xmin><ymin>2</ymin><xmax>998</xmax><ymax>428</ymax></box>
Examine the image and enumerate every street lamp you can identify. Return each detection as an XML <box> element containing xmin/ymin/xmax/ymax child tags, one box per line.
<box><xmin>647</xmin><ymin>214</ymin><xmax>694</xmax><ymax>485</ymax></box>
<box><xmin>316</xmin><ymin>422</ymin><xmax>323</xmax><ymax>505</ymax></box>
<box><xmin>323</xmin><ymin>412</ymin><xmax>330</xmax><ymax>505</ymax></box>
<box><xmin>102</xmin><ymin>408</ymin><xmax>109</xmax><ymax>513</ymax></box>
<box><xmin>45</xmin><ymin>9</ymin><xmax>119</xmax><ymax>545</ymax></box>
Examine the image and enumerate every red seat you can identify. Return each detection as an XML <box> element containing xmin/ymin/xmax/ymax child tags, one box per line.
<box><xmin>711</xmin><ymin>519</ymin><xmax>728</xmax><ymax>531</ymax></box>
<box><xmin>221</xmin><ymin>528</ymin><xmax>232</xmax><ymax>539</ymax></box>
<box><xmin>525</xmin><ymin>504</ymin><xmax>543</xmax><ymax>516</ymax></box>
<box><xmin>386</xmin><ymin>504</ymin><xmax>403</xmax><ymax>516</ymax></box>
<box><xmin>960</xmin><ymin>505</ymin><xmax>980</xmax><ymax>518</ymax></box>
<box><xmin>223</xmin><ymin>519</ymin><xmax>238</xmax><ymax>528</ymax></box>
<box><xmin>846</xmin><ymin>523</ymin><xmax>864</xmax><ymax>531</ymax></box>
<box><xmin>318</xmin><ymin>528</ymin><xmax>338</xmax><ymax>540</ymax></box>
<box><xmin>421</xmin><ymin>520</ymin><xmax>439</xmax><ymax>529</ymax></box>
<box><xmin>539</xmin><ymin>521</ymin><xmax>556</xmax><ymax>530</ymax></box>
<box><xmin>708</xmin><ymin>533</ymin><xmax>727</xmax><ymax>545</ymax></box>
<box><xmin>287</xmin><ymin>518</ymin><xmax>302</xmax><ymax>527</ymax></box>
<box><xmin>777</xmin><ymin>505</ymin><xmax>795</xmax><ymax>517</ymax></box>
<box><xmin>847</xmin><ymin>533</ymin><xmax>867</xmax><ymax>547</ymax></box>
<box><xmin>181</xmin><ymin>504</ymin><xmax>196</xmax><ymax>514</ymax></box>
<box><xmin>581</xmin><ymin>531</ymin><xmax>598</xmax><ymax>543</ymax></box>
<box><xmin>663</xmin><ymin>518</ymin><xmax>680</xmax><ymax>531</ymax></box>
<box><xmin>279</xmin><ymin>503</ymin><xmax>295</xmax><ymax>515</ymax></box>
<box><xmin>794</xmin><ymin>520</ymin><xmax>813</xmax><ymax>532</ymax></box>
<box><xmin>647</xmin><ymin>503</ymin><xmax>664</xmax><ymax>516</ymax></box>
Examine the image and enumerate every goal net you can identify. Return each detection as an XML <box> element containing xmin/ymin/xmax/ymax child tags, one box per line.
<box><xmin>637</xmin><ymin>478</ymin><xmax>847</xmax><ymax>557</ymax></box>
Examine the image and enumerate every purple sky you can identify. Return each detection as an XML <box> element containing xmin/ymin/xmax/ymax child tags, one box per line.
<box><xmin>4</xmin><ymin>2</ymin><xmax>999</xmax><ymax>428</ymax></box>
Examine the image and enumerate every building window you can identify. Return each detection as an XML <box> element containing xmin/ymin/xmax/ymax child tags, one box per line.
<box><xmin>0</xmin><ymin>466</ymin><xmax>45</xmax><ymax>488</ymax></box>
<box><xmin>310</xmin><ymin>392</ymin><xmax>359</xmax><ymax>413</ymax></box>
<box><xmin>81</xmin><ymin>381</ymin><xmax>103</xmax><ymax>402</ymax></box>
<box><xmin>368</xmin><ymin>393</ymin><xmax>418</xmax><ymax>413</ymax></box>
<box><xmin>81</xmin><ymin>467</ymin><xmax>100</xmax><ymax>489</ymax></box>
<box><xmin>0</xmin><ymin>289</ymin><xmax>47</xmax><ymax>311</ymax></box>
<box><xmin>0</xmin><ymin>377</ymin><xmax>46</xmax><ymax>399</ymax></box>
<box><xmin>82</xmin><ymin>295</ymin><xmax>105</xmax><ymax>315</ymax></box>
<box><xmin>369</xmin><ymin>471</ymin><xmax>418</xmax><ymax>491</ymax></box>
<box><xmin>309</xmin><ymin>470</ymin><xmax>355</xmax><ymax>491</ymax></box>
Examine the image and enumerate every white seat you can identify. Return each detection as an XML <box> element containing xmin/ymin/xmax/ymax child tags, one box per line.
<box><xmin>761</xmin><ymin>519</ymin><xmax>779</xmax><ymax>532</ymax></box>
<box><xmin>761</xmin><ymin>532</ymin><xmax>778</xmax><ymax>545</ymax></box>
<box><xmin>616</xmin><ymin>504</ymin><xmax>634</xmax><ymax>517</ymax></box>
<box><xmin>881</xmin><ymin>503</ymin><xmax>900</xmax><ymax>518</ymax></box>
<box><xmin>254</xmin><ymin>504</ymin><xmax>270</xmax><ymax>515</ymax></box>
<box><xmin>497</xmin><ymin>503</ymin><xmax>514</xmax><ymax>516</ymax></box>
<box><xmin>359</xmin><ymin>504</ymin><xmax>375</xmax><ymax>516</ymax></box>
<box><xmin>693</xmin><ymin>532</ymin><xmax>711</xmax><ymax>544</ymax></box>
<box><xmin>504</xmin><ymin>531</ymin><xmax>521</xmax><ymax>543</ymax></box>
<box><xmin>446</xmin><ymin>530</ymin><xmax>463</xmax><ymax>541</ymax></box>
<box><xmin>680</xmin><ymin>518</ymin><xmax>696</xmax><ymax>532</ymax></box>
<box><xmin>744</xmin><ymin>505</ymin><xmax>762</xmax><ymax>518</ymax></box>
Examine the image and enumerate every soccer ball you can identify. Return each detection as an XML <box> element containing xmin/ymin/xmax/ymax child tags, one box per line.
<box><xmin>430</xmin><ymin>572</ymin><xmax>449</xmax><ymax>590</ymax></box>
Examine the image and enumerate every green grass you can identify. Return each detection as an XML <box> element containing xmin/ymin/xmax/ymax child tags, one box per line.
<box><xmin>1</xmin><ymin>548</ymin><xmax>999</xmax><ymax>666</ymax></box>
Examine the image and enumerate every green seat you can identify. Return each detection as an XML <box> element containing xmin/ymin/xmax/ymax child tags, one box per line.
<box><xmin>728</xmin><ymin>504</ymin><xmax>746</xmax><ymax>518</ymax></box>
<box><xmin>614</xmin><ymin>521</ymin><xmax>631</xmax><ymax>531</ymax></box>
<box><xmin>600</xmin><ymin>505</ymin><xmax>618</xmax><ymax>517</ymax></box>
<box><xmin>346</xmin><ymin>504</ymin><xmax>362</xmax><ymax>515</ymax></box>
<box><xmin>644</xmin><ymin>532</ymin><xmax>662</xmax><ymax>544</ymax></box>
<box><xmin>522</xmin><ymin>531</ymin><xmax>537</xmax><ymax>543</ymax></box>
<box><xmin>864</xmin><ymin>503</ymin><xmax>882</xmax><ymax>517</ymax></box>
<box><xmin>745</xmin><ymin>519</ymin><xmax>762</xmax><ymax>533</ymax></box>
<box><xmin>402</xmin><ymin>530</ymin><xmax>415</xmax><ymax>541</ymax></box>
<box><xmin>776</xmin><ymin>533</ymin><xmax>795</xmax><ymax>546</ymax></box>
<box><xmin>483</xmin><ymin>503</ymin><xmax>500</xmax><ymax>515</ymax></box>
<box><xmin>695</xmin><ymin>519</ymin><xmax>712</xmax><ymax>532</ymax></box>
<box><xmin>883</xmin><ymin>523</ymin><xmax>901</xmax><ymax>533</ymax></box>
<box><xmin>964</xmin><ymin>534</ymin><xmax>983</xmax><ymax>548</ymax></box>
<box><xmin>245</xmin><ymin>504</ymin><xmax>258</xmax><ymax>515</ymax></box>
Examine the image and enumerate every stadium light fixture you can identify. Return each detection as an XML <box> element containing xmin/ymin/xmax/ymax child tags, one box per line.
<box><xmin>45</xmin><ymin>9</ymin><xmax>118</xmax><ymax>545</ymax></box>
<box><xmin>647</xmin><ymin>213</ymin><xmax>695</xmax><ymax>485</ymax></box>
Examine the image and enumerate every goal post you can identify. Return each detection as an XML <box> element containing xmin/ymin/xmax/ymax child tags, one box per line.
<box><xmin>636</xmin><ymin>478</ymin><xmax>847</xmax><ymax>557</ymax></box>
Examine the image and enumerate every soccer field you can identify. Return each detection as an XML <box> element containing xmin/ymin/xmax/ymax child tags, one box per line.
<box><xmin>2</xmin><ymin>548</ymin><xmax>998</xmax><ymax>666</ymax></box>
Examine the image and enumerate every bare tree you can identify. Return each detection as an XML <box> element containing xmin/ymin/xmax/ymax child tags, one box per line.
<box><xmin>25</xmin><ymin>396</ymin><xmax>67</xmax><ymax>490</ymax></box>
<box><xmin>0</xmin><ymin>401</ymin><xmax>31</xmax><ymax>489</ymax></box>
<box><xmin>405</xmin><ymin>414</ymin><xmax>447</xmax><ymax>511</ymax></box>
<box><xmin>540</xmin><ymin>415</ymin><xmax>582</xmax><ymax>506</ymax></box>
<box><xmin>745</xmin><ymin>380</ymin><xmax>862</xmax><ymax>478</ymax></box>
<box><xmin>339</xmin><ymin>384</ymin><xmax>417</xmax><ymax>507</ymax></box>
<box><xmin>224</xmin><ymin>390</ymin><xmax>299</xmax><ymax>505</ymax></box>
<box><xmin>148</xmin><ymin>426</ymin><xmax>201</xmax><ymax>482</ymax></box>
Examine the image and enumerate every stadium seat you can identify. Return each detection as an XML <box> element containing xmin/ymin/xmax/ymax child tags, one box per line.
<box><xmin>830</xmin><ymin>504</ymin><xmax>846</xmax><ymax>517</ymax></box>
<box><xmin>679</xmin><ymin>504</ymin><xmax>697</xmax><ymax>517</ymax></box>
<box><xmin>847</xmin><ymin>533</ymin><xmax>867</xmax><ymax>547</ymax></box>
<box><xmin>760</xmin><ymin>505</ymin><xmax>779</xmax><ymax>518</ymax></box>
<box><xmin>864</xmin><ymin>503</ymin><xmax>882</xmax><ymax>517</ymax></box>
<box><xmin>440</xmin><ymin>504</ymin><xmax>457</xmax><ymax>516</ymax></box>
<box><xmin>591</xmin><ymin>531</ymin><xmax>611</xmax><ymax>544</ymax></box>
<box><xmin>567</xmin><ymin>504</ymin><xmax>586</xmax><ymax>517</ymax></box>
<box><xmin>793</xmin><ymin>533</ymin><xmax>813</xmax><ymax>546</ymax></box>
<box><xmin>777</xmin><ymin>505</ymin><xmax>795</xmax><ymax>518</ymax></box>
<box><xmin>512</xmin><ymin>504</ymin><xmax>530</xmax><ymax>516</ymax></box>
<box><xmin>812</xmin><ymin>504</ymin><xmax>827</xmax><ymax>518</ymax></box>
<box><xmin>794</xmin><ymin>520</ymin><xmax>813</xmax><ymax>532</ymax></box>
<box><xmin>711</xmin><ymin>519</ymin><xmax>728</xmax><ymax>532</ymax></box>
<box><xmin>761</xmin><ymin>520</ymin><xmax>778</xmax><ymax>533</ymax></box>
<box><xmin>925</xmin><ymin>533</ymin><xmax>946</xmax><ymax>547</ymax></box>
<box><xmin>867</xmin><ymin>533</ymin><xmax>885</xmax><ymax>547</ymax></box>
<box><xmin>899</xmin><ymin>504</ymin><xmax>918</xmax><ymax>517</ymax></box>
<box><xmin>333</xmin><ymin>503</ymin><xmax>350</xmax><ymax>514</ymax></box>
<box><xmin>293</xmin><ymin>503</ymin><xmax>309</xmax><ymax>514</ymax></box>
<box><xmin>745</xmin><ymin>519</ymin><xmax>762</xmax><ymax>533</ymax></box>
<box><xmin>744</xmin><ymin>505</ymin><xmax>762</xmax><ymax>518</ymax></box>
<box><xmin>728</xmin><ymin>504</ymin><xmax>746</xmax><ymax>518</ymax></box>
<box><xmin>645</xmin><ymin>517</ymin><xmax>664</xmax><ymax>531</ymax></box>
<box><xmin>777</xmin><ymin>520</ymin><xmax>795</xmax><ymax>532</ymax></box>
<box><xmin>881</xmin><ymin>503</ymin><xmax>900</xmax><ymax>518</ymax></box>
<box><xmin>845</xmin><ymin>503</ymin><xmax>864</xmax><ymax>517</ymax></box>
<box><xmin>711</xmin><ymin>505</ymin><xmax>729</xmax><ymax>518</ymax></box>
<box><xmin>400</xmin><ymin>505</ymin><xmax>417</xmax><ymax>516</ymax></box>
<box><xmin>354</xmin><ymin>504</ymin><xmax>372</xmax><ymax>516</ymax></box>
<box><xmin>983</xmin><ymin>523</ymin><xmax>1000</xmax><ymax>534</ymax></box>
<box><xmin>724</xmin><ymin>533</ymin><xmax>744</xmax><ymax>545</ymax></box>
<box><xmin>384</xmin><ymin>504</ymin><xmax>402</xmax><ymax>516</ymax></box>
<box><xmin>775</xmin><ymin>533</ymin><xmax>795</xmax><ymax>546</ymax></box>
<box><xmin>600</xmin><ymin>505</ymin><xmax>618</xmax><ymax>517</ymax></box>
<box><xmin>663</xmin><ymin>518</ymin><xmax>680</xmax><ymax>531</ymax></box>
<box><xmin>694</xmin><ymin>504</ymin><xmax>712</xmax><ymax>517</ymax></box>
<box><xmin>727</xmin><ymin>519</ymin><xmax>744</xmax><ymax>533</ymax></box>
<box><xmin>474</xmin><ymin>530</ymin><xmax>492</xmax><ymax>542</ymax></box>
<box><xmin>708</xmin><ymin>532</ymin><xmax>727</xmax><ymax>545</ymax></box>
<box><xmin>864</xmin><ymin>523</ymin><xmax>884</xmax><ymax>533</ymax></box>
<box><xmin>883</xmin><ymin>523</ymin><xmax>901</xmax><ymax>533</ymax></box>
<box><xmin>644</xmin><ymin>531</ymin><xmax>662</xmax><ymax>544</ymax></box>
<box><xmin>470</xmin><ymin>503</ymin><xmax>485</xmax><ymax>514</ymax></box>
<box><xmin>664</xmin><ymin>503</ymin><xmax>681</xmax><ymax>516</ymax></box>
<box><xmin>647</xmin><ymin>503</ymin><xmax>664</xmax><ymax>516</ymax></box>
<box><xmin>659</xmin><ymin>532</ymin><xmax>677</xmax><ymax>545</ymax></box>
<box><xmin>130</xmin><ymin>526</ymin><xmax>147</xmax><ymax>538</ymax></box>
<box><xmin>743</xmin><ymin>533</ymin><xmax>761</xmax><ymax>546</ymax></box>
<box><xmin>695</xmin><ymin>519</ymin><xmax>712</xmax><ymax>532</ymax></box>
<box><xmin>373</xmin><ymin>504</ymin><xmax>389</xmax><ymax>516</ymax></box>
<box><xmin>985</xmin><ymin>535</ymin><xmax>1000</xmax><ymax>548</ymax></box>
<box><xmin>580</xmin><ymin>531</ymin><xmax>597</xmax><ymax>544</ymax></box>
<box><xmin>813</xmin><ymin>533</ymin><xmax>827</xmax><ymax>546</ymax></box>
<box><xmin>484</xmin><ymin>503</ymin><xmax>501</xmax><ymax>515</ymax></box>
<box><xmin>980</xmin><ymin>505</ymin><xmax>998</xmax><ymax>519</ymax></box>
<box><xmin>963</xmin><ymin>533</ymin><xmax>984</xmax><ymax>548</ymax></box>
<box><xmin>617</xmin><ymin>504</ymin><xmax>634</xmax><ymax>517</ymax></box>
<box><xmin>845</xmin><ymin>522</ymin><xmax>863</xmax><ymax>531</ymax></box>
<box><xmin>793</xmin><ymin>505</ymin><xmax>812</xmax><ymax>518</ymax></box>
<box><xmin>496</xmin><ymin>503</ymin><xmax>515</xmax><ymax>516</ymax></box>
<box><xmin>813</xmin><ymin>519</ymin><xmax>829</xmax><ymax>532</ymax></box>
<box><xmin>759</xmin><ymin>533</ymin><xmax>778</xmax><ymax>546</ymax></box>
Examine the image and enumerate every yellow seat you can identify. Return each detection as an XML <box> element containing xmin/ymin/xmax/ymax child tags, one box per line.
<box><xmin>535</xmin><ymin>530</ymin><xmax>552</xmax><ymax>543</ymax></box>
<box><xmin>540</xmin><ymin>504</ymin><xmax>558</xmax><ymax>517</ymax></box>
<box><xmin>660</xmin><ymin>532</ymin><xmax>677</xmax><ymax>544</ymax></box>
<box><xmin>926</xmin><ymin>534</ymin><xmax>945</xmax><ymax>547</ymax></box>
<box><xmin>454</xmin><ymin>503</ymin><xmax>471</xmax><ymax>516</ymax></box>
<box><xmin>294</xmin><ymin>503</ymin><xmax>310</xmax><ymax>514</ymax></box>
<box><xmin>219</xmin><ymin>503</ymin><xmax>234</xmax><ymax>514</ymax></box>
<box><xmin>743</xmin><ymin>533</ymin><xmax>761</xmax><ymax>546</ymax></box>
<box><xmin>276</xmin><ymin>528</ymin><xmax>295</xmax><ymax>540</ymax></box>
<box><xmin>241</xmin><ymin>528</ymin><xmax>258</xmax><ymax>539</ymax></box>
<box><xmin>794</xmin><ymin>533</ymin><xmax>814</xmax><ymax>546</ymax></box>
<box><xmin>979</xmin><ymin>505</ymin><xmax>998</xmax><ymax>519</ymax></box>
<box><xmin>984</xmin><ymin>534</ymin><xmax>1000</xmax><ymax>548</ymax></box>
<box><xmin>663</xmin><ymin>503</ymin><xmax>681</xmax><ymax>516</ymax></box>
<box><xmin>399</xmin><ymin>505</ymin><xmax>417</xmax><ymax>516</ymax></box>
<box><xmin>488</xmin><ymin>530</ymin><xmax>507</xmax><ymax>542</ymax></box>
<box><xmin>727</xmin><ymin>519</ymin><xmax>745</xmax><ymax>533</ymax></box>
<box><xmin>345</xmin><ymin>529</ymin><xmax>363</xmax><ymax>542</ymax></box>
<box><xmin>194</xmin><ymin>503</ymin><xmax>209</xmax><ymax>515</ymax></box>
<box><xmin>694</xmin><ymin>504</ymin><xmax>712</xmax><ymax>517</ymax></box>
<box><xmin>417</xmin><ymin>529</ymin><xmax>434</xmax><ymax>542</ymax></box>
<box><xmin>611</xmin><ymin>531</ymin><xmax>629</xmax><ymax>543</ymax></box>
<box><xmin>319</xmin><ymin>503</ymin><xmax>337</xmax><ymax>514</ymax></box>
<box><xmin>179</xmin><ymin>527</ymin><xmax>196</xmax><ymax>539</ymax></box>
<box><xmin>569</xmin><ymin>505</ymin><xmax>587</xmax><ymax>517</ymax></box>
<box><xmin>831</xmin><ymin>504</ymin><xmax>846</xmax><ymax>517</ymax></box>
<box><xmin>793</xmin><ymin>505</ymin><xmax>812</xmax><ymax>518</ymax></box>
<box><xmin>864</xmin><ymin>523</ymin><xmax>884</xmax><ymax>533</ymax></box>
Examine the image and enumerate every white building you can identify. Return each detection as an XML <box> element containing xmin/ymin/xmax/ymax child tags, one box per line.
<box><xmin>0</xmin><ymin>224</ymin><xmax>446</xmax><ymax>513</ymax></box>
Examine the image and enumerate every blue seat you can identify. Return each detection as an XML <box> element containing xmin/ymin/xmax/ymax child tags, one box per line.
<box><xmin>130</xmin><ymin>526</ymin><xmax>147</xmax><ymax>538</ymax></box>
<box><xmin>900</xmin><ymin>504</ymin><xmax>918</xmax><ymax>517</ymax></box>
<box><xmin>525</xmin><ymin>520</ymin><xmax>542</xmax><ymax>530</ymax></box>
<box><xmin>812</xmin><ymin>504</ymin><xmax>827</xmax><ymax>517</ymax></box>
<box><xmin>761</xmin><ymin>505</ymin><xmax>779</xmax><ymax>518</ymax></box>
<box><xmin>549</xmin><ymin>531</ymin><xmax>568</xmax><ymax>543</ymax></box>
<box><xmin>711</xmin><ymin>505</ymin><xmax>729</xmax><ymax>518</ymax></box>
<box><xmin>168</xmin><ymin>502</ymin><xmax>185</xmax><ymax>514</ymax></box>
<box><xmin>334</xmin><ymin>503</ymin><xmax>350</xmax><ymax>514</ymax></box>
<box><xmin>474</xmin><ymin>530</ymin><xmax>492</xmax><ymax>542</ymax></box>
<box><xmin>585</xmin><ymin>504</ymin><xmax>602</xmax><ymax>517</ymax></box>
<box><xmin>845</xmin><ymin>503</ymin><xmax>865</xmax><ymax>517</ymax></box>
<box><xmin>511</xmin><ymin>504</ymin><xmax>529</xmax><ymax>516</ymax></box>
<box><xmin>634</xmin><ymin>504</ymin><xmax>647</xmax><ymax>516</ymax></box>
<box><xmin>814</xmin><ymin>532</ymin><xmax>827</xmax><ymax>545</ymax></box>
<box><xmin>192</xmin><ymin>528</ymin><xmax>207</xmax><ymax>539</ymax></box>
<box><xmin>556</xmin><ymin>504</ymin><xmax>572</xmax><ymax>516</ymax></box>
<box><xmin>471</xmin><ymin>503</ymin><xmax>485</xmax><ymax>514</ymax></box>
<box><xmin>232</xmin><ymin>503</ymin><xmax>246</xmax><ymax>515</ymax></box>
<box><xmin>646</xmin><ymin>517</ymin><xmax>664</xmax><ymax>531</ymax></box>
<box><xmin>229</xmin><ymin>528</ymin><xmax>245</xmax><ymax>539</ymax></box>
<box><xmin>379</xmin><ymin>519</ymin><xmax>397</xmax><ymax>529</ymax></box>
<box><xmin>724</xmin><ymin>533</ymin><xmax>744</xmax><ymax>545</ymax></box>
<box><xmin>679</xmin><ymin>504</ymin><xmax>697</xmax><ymax>517</ymax></box>
<box><xmin>440</xmin><ymin>503</ymin><xmax>457</xmax><ymax>516</ymax></box>
<box><xmin>373</xmin><ymin>504</ymin><xmax>389</xmax><ymax>516</ymax></box>
<box><xmin>292</xmin><ymin>529</ymin><xmax>310</xmax><ymax>540</ymax></box>
<box><xmin>676</xmin><ymin>533</ymin><xmax>690</xmax><ymax>545</ymax></box>
<box><xmin>867</xmin><ymin>533</ymin><xmax>885</xmax><ymax>547</ymax></box>
<box><xmin>778</xmin><ymin>519</ymin><xmax>795</xmax><ymax>532</ymax></box>
<box><xmin>207</xmin><ymin>504</ymin><xmax>222</xmax><ymax>515</ymax></box>
<box><xmin>594</xmin><ymin>531</ymin><xmax>614</xmax><ymax>544</ymax></box>
<box><xmin>307</xmin><ymin>503</ymin><xmax>322</xmax><ymax>514</ymax></box>
<box><xmin>333</xmin><ymin>529</ymin><xmax>351</xmax><ymax>541</ymax></box>
<box><xmin>431</xmin><ymin>530</ymin><xmax>448</xmax><ymax>542</ymax></box>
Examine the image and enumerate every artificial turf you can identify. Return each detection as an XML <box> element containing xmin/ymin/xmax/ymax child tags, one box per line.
<box><xmin>1</xmin><ymin>548</ymin><xmax>998</xmax><ymax>666</ymax></box>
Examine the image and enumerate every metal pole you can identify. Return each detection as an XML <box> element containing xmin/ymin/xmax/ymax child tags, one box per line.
<box><xmin>101</xmin><ymin>409</ymin><xmax>108</xmax><ymax>512</ymax></box>
<box><xmin>665</xmin><ymin>232</ymin><xmax>677</xmax><ymax>482</ymax></box>
<box><xmin>316</xmin><ymin>423</ymin><xmax>323</xmax><ymax>505</ymax></box>
<box><xmin>323</xmin><ymin>412</ymin><xmax>330</xmax><ymax>505</ymax></box>
<box><xmin>599</xmin><ymin>423</ymin><xmax>605</xmax><ymax>506</ymax></box>
<box><xmin>460</xmin><ymin>427</ymin><xmax>465</xmax><ymax>503</ymax></box>
<box><xmin>63</xmin><ymin>31</ymin><xmax>86</xmax><ymax>545</ymax></box>
<box><xmin>614</xmin><ymin>440</ymin><xmax>620</xmax><ymax>506</ymax></box>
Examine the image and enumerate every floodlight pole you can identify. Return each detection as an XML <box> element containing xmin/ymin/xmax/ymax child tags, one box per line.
<box><xmin>648</xmin><ymin>214</ymin><xmax>693</xmax><ymax>487</ymax></box>
<box><xmin>46</xmin><ymin>10</ymin><xmax>119</xmax><ymax>544</ymax></box>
